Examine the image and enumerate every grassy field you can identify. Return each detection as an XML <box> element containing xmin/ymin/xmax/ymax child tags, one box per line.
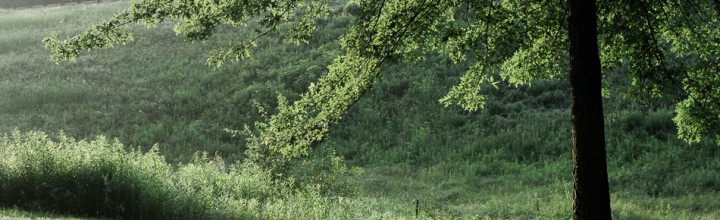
<box><xmin>1</xmin><ymin>1</ymin><xmax>719</xmax><ymax>219</ymax></box>
<box><xmin>0</xmin><ymin>0</ymin><xmax>117</xmax><ymax>9</ymax></box>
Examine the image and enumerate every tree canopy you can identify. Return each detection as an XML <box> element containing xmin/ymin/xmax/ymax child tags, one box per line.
<box><xmin>45</xmin><ymin>0</ymin><xmax>720</xmax><ymax>218</ymax></box>
<box><xmin>45</xmin><ymin>0</ymin><xmax>720</xmax><ymax>152</ymax></box>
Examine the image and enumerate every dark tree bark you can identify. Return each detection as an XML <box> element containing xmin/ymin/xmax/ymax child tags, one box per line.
<box><xmin>567</xmin><ymin>0</ymin><xmax>612</xmax><ymax>219</ymax></box>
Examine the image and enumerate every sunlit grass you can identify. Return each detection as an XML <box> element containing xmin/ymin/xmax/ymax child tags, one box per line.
<box><xmin>0</xmin><ymin>206</ymin><xmax>108</xmax><ymax>220</ymax></box>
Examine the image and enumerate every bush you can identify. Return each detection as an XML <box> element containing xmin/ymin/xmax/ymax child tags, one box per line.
<box><xmin>0</xmin><ymin>130</ymin><xmax>273</xmax><ymax>219</ymax></box>
<box><xmin>289</xmin><ymin>149</ymin><xmax>362</xmax><ymax>196</ymax></box>
<box><xmin>0</xmin><ymin>130</ymin><xmax>368</xmax><ymax>219</ymax></box>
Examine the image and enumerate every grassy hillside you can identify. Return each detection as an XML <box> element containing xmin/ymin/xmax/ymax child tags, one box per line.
<box><xmin>0</xmin><ymin>0</ymin><xmax>349</xmax><ymax>164</ymax></box>
<box><xmin>1</xmin><ymin>1</ymin><xmax>719</xmax><ymax>219</ymax></box>
<box><xmin>0</xmin><ymin>0</ymin><xmax>120</xmax><ymax>9</ymax></box>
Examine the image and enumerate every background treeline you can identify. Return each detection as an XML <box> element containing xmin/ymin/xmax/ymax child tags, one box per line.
<box><xmin>0</xmin><ymin>1</ymin><xmax>719</xmax><ymax>218</ymax></box>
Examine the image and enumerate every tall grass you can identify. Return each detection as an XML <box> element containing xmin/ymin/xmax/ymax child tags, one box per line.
<box><xmin>0</xmin><ymin>131</ymin><xmax>422</xmax><ymax>219</ymax></box>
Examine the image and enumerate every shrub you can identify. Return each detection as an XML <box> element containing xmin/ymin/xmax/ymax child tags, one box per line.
<box><xmin>0</xmin><ymin>130</ymin><xmax>367</xmax><ymax>219</ymax></box>
<box><xmin>288</xmin><ymin>149</ymin><xmax>362</xmax><ymax>196</ymax></box>
<box><xmin>0</xmin><ymin>130</ymin><xmax>274</xmax><ymax>219</ymax></box>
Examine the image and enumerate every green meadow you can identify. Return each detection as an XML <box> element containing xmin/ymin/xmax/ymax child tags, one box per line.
<box><xmin>0</xmin><ymin>0</ymin><xmax>116</xmax><ymax>9</ymax></box>
<box><xmin>1</xmin><ymin>1</ymin><xmax>719</xmax><ymax>219</ymax></box>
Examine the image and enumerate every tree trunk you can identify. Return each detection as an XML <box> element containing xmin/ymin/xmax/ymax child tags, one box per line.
<box><xmin>567</xmin><ymin>0</ymin><xmax>612</xmax><ymax>219</ymax></box>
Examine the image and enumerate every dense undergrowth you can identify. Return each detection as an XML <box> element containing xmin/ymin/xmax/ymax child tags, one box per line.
<box><xmin>1</xmin><ymin>130</ymin><xmax>267</xmax><ymax>219</ymax></box>
<box><xmin>0</xmin><ymin>131</ymin><xmax>404</xmax><ymax>219</ymax></box>
<box><xmin>1</xmin><ymin>1</ymin><xmax>720</xmax><ymax>219</ymax></box>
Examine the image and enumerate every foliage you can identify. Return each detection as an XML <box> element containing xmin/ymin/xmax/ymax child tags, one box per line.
<box><xmin>1</xmin><ymin>2</ymin><xmax>720</xmax><ymax>219</ymax></box>
<box><xmin>42</xmin><ymin>1</ymin><xmax>720</xmax><ymax>185</ymax></box>
<box><xmin>0</xmin><ymin>131</ymin><xmax>397</xmax><ymax>219</ymax></box>
<box><xmin>42</xmin><ymin>0</ymin><xmax>334</xmax><ymax>65</ymax></box>
<box><xmin>288</xmin><ymin>148</ymin><xmax>362</xmax><ymax>196</ymax></box>
<box><xmin>597</xmin><ymin>0</ymin><xmax>720</xmax><ymax>144</ymax></box>
<box><xmin>0</xmin><ymin>130</ymin><xmax>266</xmax><ymax>218</ymax></box>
